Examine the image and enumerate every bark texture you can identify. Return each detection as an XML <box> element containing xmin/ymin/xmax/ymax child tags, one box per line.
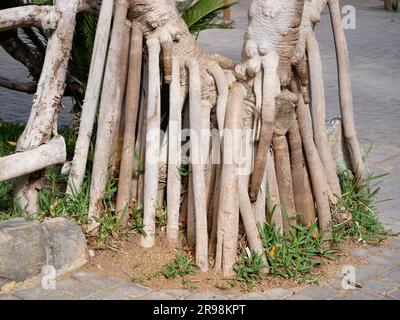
<box><xmin>87</xmin><ymin>0</ymin><xmax>130</xmax><ymax>231</ymax></box>
<box><xmin>116</xmin><ymin>27</ymin><xmax>143</xmax><ymax>222</ymax></box>
<box><xmin>0</xmin><ymin>5</ymin><xmax>59</xmax><ymax>32</ymax></box>
<box><xmin>67</xmin><ymin>0</ymin><xmax>114</xmax><ymax>195</ymax></box>
<box><xmin>1</xmin><ymin>0</ymin><xmax>366</xmax><ymax>274</ymax></box>
<box><xmin>14</xmin><ymin>0</ymin><xmax>80</xmax><ymax>214</ymax></box>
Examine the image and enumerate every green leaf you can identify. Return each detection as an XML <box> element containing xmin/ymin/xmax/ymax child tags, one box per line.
<box><xmin>181</xmin><ymin>0</ymin><xmax>236</xmax><ymax>29</ymax></box>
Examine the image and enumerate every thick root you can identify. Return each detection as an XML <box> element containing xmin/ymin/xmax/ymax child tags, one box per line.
<box><xmin>288</xmin><ymin>120</ymin><xmax>316</xmax><ymax>227</ymax></box>
<box><xmin>140</xmin><ymin>37</ymin><xmax>162</xmax><ymax>248</ymax></box>
<box><xmin>87</xmin><ymin>0</ymin><xmax>130</xmax><ymax>232</ymax></box>
<box><xmin>0</xmin><ymin>5</ymin><xmax>59</xmax><ymax>32</ymax></box>
<box><xmin>329</xmin><ymin>0</ymin><xmax>366</xmax><ymax>186</ymax></box>
<box><xmin>116</xmin><ymin>27</ymin><xmax>144</xmax><ymax>223</ymax></box>
<box><xmin>188</xmin><ymin>59</ymin><xmax>208</xmax><ymax>272</ymax></box>
<box><xmin>272</xmin><ymin>135</ymin><xmax>296</xmax><ymax>232</ymax></box>
<box><xmin>250</xmin><ymin>52</ymin><xmax>280</xmax><ymax>202</ymax></box>
<box><xmin>67</xmin><ymin>0</ymin><xmax>114</xmax><ymax>195</ymax></box>
<box><xmin>307</xmin><ymin>31</ymin><xmax>341</xmax><ymax>198</ymax></box>
<box><xmin>131</xmin><ymin>57</ymin><xmax>148</xmax><ymax>204</ymax></box>
<box><xmin>252</xmin><ymin>165</ymin><xmax>267</xmax><ymax>224</ymax></box>
<box><xmin>207</xmin><ymin>61</ymin><xmax>229</xmax><ymax>133</ymax></box>
<box><xmin>166</xmin><ymin>57</ymin><xmax>185</xmax><ymax>246</ymax></box>
<box><xmin>15</xmin><ymin>0</ymin><xmax>81</xmax><ymax>214</ymax></box>
<box><xmin>296</xmin><ymin>90</ymin><xmax>332</xmax><ymax>240</ymax></box>
<box><xmin>3</xmin><ymin>0</ymin><xmax>366</xmax><ymax>275</ymax></box>
<box><xmin>111</xmin><ymin>23</ymin><xmax>132</xmax><ymax>174</ymax></box>
<box><xmin>215</xmin><ymin>84</ymin><xmax>243</xmax><ymax>277</ymax></box>
<box><xmin>266</xmin><ymin>150</ymin><xmax>284</xmax><ymax>233</ymax></box>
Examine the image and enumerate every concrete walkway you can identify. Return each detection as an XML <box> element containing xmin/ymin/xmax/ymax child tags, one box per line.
<box><xmin>0</xmin><ymin>0</ymin><xmax>399</xmax><ymax>300</ymax></box>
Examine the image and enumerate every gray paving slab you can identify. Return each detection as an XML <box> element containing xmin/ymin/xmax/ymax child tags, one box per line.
<box><xmin>112</xmin><ymin>283</ymin><xmax>153</xmax><ymax>299</ymax></box>
<box><xmin>337</xmin><ymin>289</ymin><xmax>386</xmax><ymax>300</ymax></box>
<box><xmin>301</xmin><ymin>286</ymin><xmax>338</xmax><ymax>300</ymax></box>
<box><xmin>387</xmin><ymin>290</ymin><xmax>400</xmax><ymax>299</ymax></box>
<box><xmin>136</xmin><ymin>292</ymin><xmax>177</xmax><ymax>300</ymax></box>
<box><xmin>184</xmin><ymin>292</ymin><xmax>229</xmax><ymax>300</ymax></box>
<box><xmin>363</xmin><ymin>279</ymin><xmax>397</xmax><ymax>294</ymax></box>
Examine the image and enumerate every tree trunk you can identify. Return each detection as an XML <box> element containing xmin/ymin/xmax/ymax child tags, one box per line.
<box><xmin>288</xmin><ymin>120</ymin><xmax>316</xmax><ymax>227</ymax></box>
<box><xmin>140</xmin><ymin>37</ymin><xmax>161</xmax><ymax>248</ymax></box>
<box><xmin>329</xmin><ymin>0</ymin><xmax>366</xmax><ymax>187</ymax></box>
<box><xmin>215</xmin><ymin>84</ymin><xmax>243</xmax><ymax>277</ymax></box>
<box><xmin>0</xmin><ymin>136</ymin><xmax>66</xmax><ymax>182</ymax></box>
<box><xmin>307</xmin><ymin>31</ymin><xmax>341</xmax><ymax>198</ymax></box>
<box><xmin>166</xmin><ymin>57</ymin><xmax>185</xmax><ymax>245</ymax></box>
<box><xmin>296</xmin><ymin>91</ymin><xmax>332</xmax><ymax>240</ymax></box>
<box><xmin>87</xmin><ymin>0</ymin><xmax>129</xmax><ymax>231</ymax></box>
<box><xmin>116</xmin><ymin>27</ymin><xmax>143</xmax><ymax>223</ymax></box>
<box><xmin>273</xmin><ymin>135</ymin><xmax>296</xmax><ymax>232</ymax></box>
<box><xmin>266</xmin><ymin>149</ymin><xmax>284</xmax><ymax>232</ymax></box>
<box><xmin>67</xmin><ymin>0</ymin><xmax>114</xmax><ymax>195</ymax></box>
<box><xmin>188</xmin><ymin>59</ymin><xmax>209</xmax><ymax>272</ymax></box>
<box><xmin>14</xmin><ymin>0</ymin><xmax>80</xmax><ymax>215</ymax></box>
<box><xmin>1</xmin><ymin>0</ymin><xmax>367</xmax><ymax>274</ymax></box>
<box><xmin>0</xmin><ymin>5</ymin><xmax>59</xmax><ymax>32</ymax></box>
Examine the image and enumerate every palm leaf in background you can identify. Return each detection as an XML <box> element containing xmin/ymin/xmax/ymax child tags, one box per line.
<box><xmin>32</xmin><ymin>0</ymin><xmax>97</xmax><ymax>102</ymax></box>
<box><xmin>178</xmin><ymin>0</ymin><xmax>237</xmax><ymax>37</ymax></box>
<box><xmin>70</xmin><ymin>13</ymin><xmax>98</xmax><ymax>92</ymax></box>
<box><xmin>3</xmin><ymin>0</ymin><xmax>237</xmax><ymax>105</ymax></box>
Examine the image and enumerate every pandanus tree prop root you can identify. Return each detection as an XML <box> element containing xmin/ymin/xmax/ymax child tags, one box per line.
<box><xmin>0</xmin><ymin>0</ymin><xmax>367</xmax><ymax>276</ymax></box>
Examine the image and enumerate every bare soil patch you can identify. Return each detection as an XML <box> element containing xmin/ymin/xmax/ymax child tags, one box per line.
<box><xmin>77</xmin><ymin>231</ymin><xmax>379</xmax><ymax>293</ymax></box>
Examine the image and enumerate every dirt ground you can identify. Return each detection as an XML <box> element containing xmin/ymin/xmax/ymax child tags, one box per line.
<box><xmin>78</xmin><ymin>230</ymin><xmax>376</xmax><ymax>293</ymax></box>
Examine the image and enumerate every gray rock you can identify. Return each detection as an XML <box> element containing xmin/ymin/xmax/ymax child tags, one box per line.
<box><xmin>0</xmin><ymin>218</ymin><xmax>46</xmax><ymax>281</ymax></box>
<box><xmin>42</xmin><ymin>218</ymin><xmax>87</xmax><ymax>276</ymax></box>
<box><xmin>0</xmin><ymin>217</ymin><xmax>87</xmax><ymax>282</ymax></box>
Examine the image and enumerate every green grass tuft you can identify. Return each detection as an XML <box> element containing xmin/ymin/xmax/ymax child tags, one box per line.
<box><xmin>0</xmin><ymin>120</ymin><xmax>25</xmax><ymax>215</ymax></box>
<box><xmin>259</xmin><ymin>221</ymin><xmax>336</xmax><ymax>282</ymax></box>
<box><xmin>332</xmin><ymin>171</ymin><xmax>392</xmax><ymax>245</ymax></box>
<box><xmin>162</xmin><ymin>252</ymin><xmax>198</xmax><ymax>278</ymax></box>
<box><xmin>232</xmin><ymin>250</ymin><xmax>267</xmax><ymax>291</ymax></box>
